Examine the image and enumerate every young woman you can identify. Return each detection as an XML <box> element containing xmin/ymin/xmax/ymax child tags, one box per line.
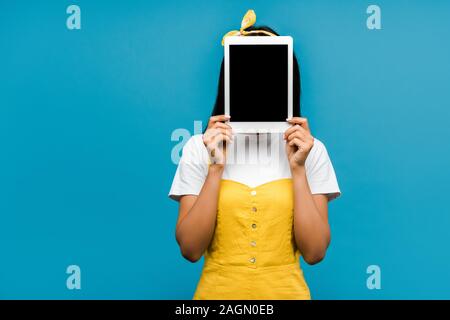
<box><xmin>169</xmin><ymin>11</ymin><xmax>340</xmax><ymax>300</ymax></box>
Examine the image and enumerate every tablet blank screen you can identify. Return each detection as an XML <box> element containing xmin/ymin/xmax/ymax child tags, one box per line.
<box><xmin>229</xmin><ymin>44</ymin><xmax>288</xmax><ymax>122</ymax></box>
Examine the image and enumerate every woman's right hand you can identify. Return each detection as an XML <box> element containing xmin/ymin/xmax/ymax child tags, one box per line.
<box><xmin>202</xmin><ymin>115</ymin><xmax>233</xmax><ymax>166</ymax></box>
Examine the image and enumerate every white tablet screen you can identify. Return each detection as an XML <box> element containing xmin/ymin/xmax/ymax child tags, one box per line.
<box><xmin>229</xmin><ymin>44</ymin><xmax>288</xmax><ymax>122</ymax></box>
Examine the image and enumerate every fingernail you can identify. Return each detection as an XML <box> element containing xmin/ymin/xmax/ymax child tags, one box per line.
<box><xmin>225</xmin><ymin>115</ymin><xmax>231</xmax><ymax>118</ymax></box>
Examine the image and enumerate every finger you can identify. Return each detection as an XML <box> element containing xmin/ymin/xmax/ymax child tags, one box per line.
<box><xmin>213</xmin><ymin>122</ymin><xmax>233</xmax><ymax>131</ymax></box>
<box><xmin>288</xmin><ymin>136</ymin><xmax>314</xmax><ymax>152</ymax></box>
<box><xmin>287</xmin><ymin>129</ymin><xmax>308</xmax><ymax>142</ymax></box>
<box><xmin>288</xmin><ymin>138</ymin><xmax>307</xmax><ymax>150</ymax></box>
<box><xmin>208</xmin><ymin>128</ymin><xmax>232</xmax><ymax>142</ymax></box>
<box><xmin>203</xmin><ymin>128</ymin><xmax>222</xmax><ymax>143</ymax></box>
<box><xmin>287</xmin><ymin>126</ymin><xmax>312</xmax><ymax>142</ymax></box>
<box><xmin>207</xmin><ymin>127</ymin><xmax>232</xmax><ymax>138</ymax></box>
<box><xmin>209</xmin><ymin>133</ymin><xmax>232</xmax><ymax>149</ymax></box>
<box><xmin>284</xmin><ymin>123</ymin><xmax>309</xmax><ymax>139</ymax></box>
<box><xmin>210</xmin><ymin>127</ymin><xmax>233</xmax><ymax>141</ymax></box>
<box><xmin>286</xmin><ymin>117</ymin><xmax>310</xmax><ymax>131</ymax></box>
<box><xmin>209</xmin><ymin>114</ymin><xmax>231</xmax><ymax>125</ymax></box>
<box><xmin>284</xmin><ymin>124</ymin><xmax>302</xmax><ymax>138</ymax></box>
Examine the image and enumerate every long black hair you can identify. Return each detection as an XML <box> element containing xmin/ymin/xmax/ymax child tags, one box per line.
<box><xmin>210</xmin><ymin>25</ymin><xmax>301</xmax><ymax>120</ymax></box>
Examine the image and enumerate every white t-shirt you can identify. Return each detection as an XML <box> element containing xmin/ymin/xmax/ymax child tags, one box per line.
<box><xmin>169</xmin><ymin>133</ymin><xmax>341</xmax><ymax>201</ymax></box>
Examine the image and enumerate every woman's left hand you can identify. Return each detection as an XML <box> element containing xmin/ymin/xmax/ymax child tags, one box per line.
<box><xmin>284</xmin><ymin>117</ymin><xmax>315</xmax><ymax>169</ymax></box>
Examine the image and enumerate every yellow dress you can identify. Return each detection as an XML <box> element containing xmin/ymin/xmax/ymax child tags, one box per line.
<box><xmin>193</xmin><ymin>178</ymin><xmax>311</xmax><ymax>300</ymax></box>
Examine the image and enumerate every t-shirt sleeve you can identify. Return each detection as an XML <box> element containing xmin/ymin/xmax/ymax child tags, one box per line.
<box><xmin>168</xmin><ymin>135</ymin><xmax>209</xmax><ymax>201</ymax></box>
<box><xmin>305</xmin><ymin>138</ymin><xmax>341</xmax><ymax>201</ymax></box>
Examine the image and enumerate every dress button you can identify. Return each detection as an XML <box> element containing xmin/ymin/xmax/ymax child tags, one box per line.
<box><xmin>250</xmin><ymin>257</ymin><xmax>256</xmax><ymax>263</ymax></box>
<box><xmin>251</xmin><ymin>223</ymin><xmax>257</xmax><ymax>229</ymax></box>
<box><xmin>250</xmin><ymin>190</ymin><xmax>257</xmax><ymax>196</ymax></box>
<box><xmin>251</xmin><ymin>207</ymin><xmax>257</xmax><ymax>212</ymax></box>
<box><xmin>250</xmin><ymin>240</ymin><xmax>256</xmax><ymax>247</ymax></box>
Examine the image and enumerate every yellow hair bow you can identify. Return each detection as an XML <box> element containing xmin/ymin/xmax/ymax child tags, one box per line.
<box><xmin>221</xmin><ymin>9</ymin><xmax>277</xmax><ymax>45</ymax></box>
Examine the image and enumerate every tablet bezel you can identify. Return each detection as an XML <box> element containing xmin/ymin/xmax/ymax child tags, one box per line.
<box><xmin>224</xmin><ymin>36</ymin><xmax>293</xmax><ymax>133</ymax></box>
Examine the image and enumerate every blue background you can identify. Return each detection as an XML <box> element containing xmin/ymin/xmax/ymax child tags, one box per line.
<box><xmin>1</xmin><ymin>0</ymin><xmax>450</xmax><ymax>299</ymax></box>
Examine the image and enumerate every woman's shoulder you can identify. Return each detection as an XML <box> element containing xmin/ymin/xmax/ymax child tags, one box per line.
<box><xmin>183</xmin><ymin>134</ymin><xmax>204</xmax><ymax>151</ymax></box>
<box><xmin>169</xmin><ymin>134</ymin><xmax>207</xmax><ymax>201</ymax></box>
<box><xmin>305</xmin><ymin>137</ymin><xmax>330</xmax><ymax>166</ymax></box>
<box><xmin>312</xmin><ymin>137</ymin><xmax>326</xmax><ymax>152</ymax></box>
<box><xmin>180</xmin><ymin>134</ymin><xmax>208</xmax><ymax>164</ymax></box>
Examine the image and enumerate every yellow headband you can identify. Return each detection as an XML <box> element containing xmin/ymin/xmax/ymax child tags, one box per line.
<box><xmin>221</xmin><ymin>10</ymin><xmax>277</xmax><ymax>46</ymax></box>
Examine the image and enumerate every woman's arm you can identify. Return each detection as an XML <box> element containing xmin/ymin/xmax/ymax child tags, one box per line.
<box><xmin>176</xmin><ymin>164</ymin><xmax>224</xmax><ymax>262</ymax></box>
<box><xmin>175</xmin><ymin>115</ymin><xmax>232</xmax><ymax>262</ymax></box>
<box><xmin>291</xmin><ymin>167</ymin><xmax>330</xmax><ymax>265</ymax></box>
<box><xmin>284</xmin><ymin>117</ymin><xmax>331</xmax><ymax>265</ymax></box>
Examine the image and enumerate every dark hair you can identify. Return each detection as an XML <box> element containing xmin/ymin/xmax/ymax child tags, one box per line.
<box><xmin>210</xmin><ymin>25</ymin><xmax>301</xmax><ymax>120</ymax></box>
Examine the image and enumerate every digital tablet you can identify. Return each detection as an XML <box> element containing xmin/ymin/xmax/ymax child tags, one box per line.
<box><xmin>224</xmin><ymin>36</ymin><xmax>293</xmax><ymax>133</ymax></box>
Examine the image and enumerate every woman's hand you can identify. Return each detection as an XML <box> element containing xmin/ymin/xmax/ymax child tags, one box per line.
<box><xmin>202</xmin><ymin>115</ymin><xmax>233</xmax><ymax>166</ymax></box>
<box><xmin>284</xmin><ymin>117</ymin><xmax>314</xmax><ymax>170</ymax></box>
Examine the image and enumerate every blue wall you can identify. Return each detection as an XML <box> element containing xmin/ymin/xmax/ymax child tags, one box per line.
<box><xmin>1</xmin><ymin>0</ymin><xmax>450</xmax><ymax>299</ymax></box>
